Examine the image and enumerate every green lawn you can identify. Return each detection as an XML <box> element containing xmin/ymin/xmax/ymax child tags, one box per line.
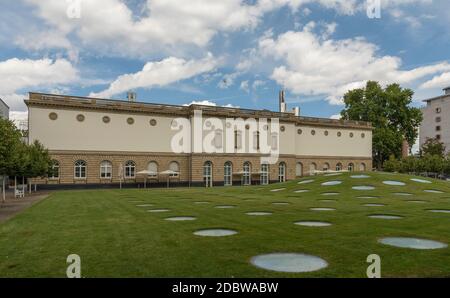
<box><xmin>0</xmin><ymin>172</ymin><xmax>449</xmax><ymax>277</ymax></box>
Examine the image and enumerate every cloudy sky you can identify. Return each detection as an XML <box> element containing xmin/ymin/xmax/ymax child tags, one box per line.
<box><xmin>1</xmin><ymin>0</ymin><xmax>450</xmax><ymax>122</ymax></box>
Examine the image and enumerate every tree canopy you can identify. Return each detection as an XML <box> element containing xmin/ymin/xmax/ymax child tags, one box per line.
<box><xmin>420</xmin><ymin>138</ymin><xmax>446</xmax><ymax>157</ymax></box>
<box><xmin>340</xmin><ymin>81</ymin><xmax>423</xmax><ymax>169</ymax></box>
<box><xmin>1</xmin><ymin>118</ymin><xmax>52</xmax><ymax>202</ymax></box>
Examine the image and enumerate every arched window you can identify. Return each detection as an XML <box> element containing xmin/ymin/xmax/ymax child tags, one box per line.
<box><xmin>261</xmin><ymin>163</ymin><xmax>269</xmax><ymax>185</ymax></box>
<box><xmin>348</xmin><ymin>163</ymin><xmax>354</xmax><ymax>172</ymax></box>
<box><xmin>100</xmin><ymin>161</ymin><xmax>112</xmax><ymax>178</ymax></box>
<box><xmin>74</xmin><ymin>160</ymin><xmax>86</xmax><ymax>179</ymax></box>
<box><xmin>125</xmin><ymin>161</ymin><xmax>136</xmax><ymax>178</ymax></box>
<box><xmin>359</xmin><ymin>163</ymin><xmax>366</xmax><ymax>172</ymax></box>
<box><xmin>203</xmin><ymin>161</ymin><xmax>213</xmax><ymax>187</ymax></box>
<box><xmin>323</xmin><ymin>163</ymin><xmax>330</xmax><ymax>171</ymax></box>
<box><xmin>278</xmin><ymin>162</ymin><xmax>286</xmax><ymax>183</ymax></box>
<box><xmin>50</xmin><ymin>160</ymin><xmax>60</xmax><ymax>179</ymax></box>
<box><xmin>296</xmin><ymin>162</ymin><xmax>303</xmax><ymax>177</ymax></box>
<box><xmin>147</xmin><ymin>161</ymin><xmax>158</xmax><ymax>177</ymax></box>
<box><xmin>242</xmin><ymin>162</ymin><xmax>251</xmax><ymax>186</ymax></box>
<box><xmin>336</xmin><ymin>163</ymin><xmax>343</xmax><ymax>171</ymax></box>
<box><xmin>309</xmin><ymin>163</ymin><xmax>317</xmax><ymax>175</ymax></box>
<box><xmin>224</xmin><ymin>162</ymin><xmax>232</xmax><ymax>186</ymax></box>
<box><xmin>169</xmin><ymin>161</ymin><xmax>180</xmax><ymax>177</ymax></box>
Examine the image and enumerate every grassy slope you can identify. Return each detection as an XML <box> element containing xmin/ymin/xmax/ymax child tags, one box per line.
<box><xmin>0</xmin><ymin>172</ymin><xmax>449</xmax><ymax>277</ymax></box>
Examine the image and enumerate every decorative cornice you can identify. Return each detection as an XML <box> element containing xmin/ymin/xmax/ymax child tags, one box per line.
<box><xmin>26</xmin><ymin>92</ymin><xmax>373</xmax><ymax>130</ymax></box>
<box><xmin>48</xmin><ymin>150</ymin><xmax>372</xmax><ymax>160</ymax></box>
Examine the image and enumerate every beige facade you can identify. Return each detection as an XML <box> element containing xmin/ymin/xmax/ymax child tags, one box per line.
<box><xmin>27</xmin><ymin>92</ymin><xmax>372</xmax><ymax>188</ymax></box>
<box><xmin>420</xmin><ymin>87</ymin><xmax>450</xmax><ymax>154</ymax></box>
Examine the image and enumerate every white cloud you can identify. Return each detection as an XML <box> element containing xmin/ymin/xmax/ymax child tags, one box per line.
<box><xmin>184</xmin><ymin>100</ymin><xmax>239</xmax><ymax>108</ymax></box>
<box><xmin>330</xmin><ymin>114</ymin><xmax>341</xmax><ymax>120</ymax></box>
<box><xmin>14</xmin><ymin>30</ymin><xmax>79</xmax><ymax>62</ymax></box>
<box><xmin>252</xmin><ymin>80</ymin><xmax>266</xmax><ymax>91</ymax></box>
<box><xmin>9</xmin><ymin>111</ymin><xmax>29</xmax><ymax>130</ymax></box>
<box><xmin>90</xmin><ymin>54</ymin><xmax>218</xmax><ymax>98</ymax></box>
<box><xmin>22</xmin><ymin>0</ymin><xmax>367</xmax><ymax>58</ymax></box>
<box><xmin>259</xmin><ymin>23</ymin><xmax>450</xmax><ymax>105</ymax></box>
<box><xmin>240</xmin><ymin>80</ymin><xmax>250</xmax><ymax>93</ymax></box>
<box><xmin>0</xmin><ymin>93</ymin><xmax>27</xmax><ymax>112</ymax></box>
<box><xmin>218</xmin><ymin>72</ymin><xmax>241</xmax><ymax>89</ymax></box>
<box><xmin>0</xmin><ymin>58</ymin><xmax>78</xmax><ymax>111</ymax></box>
<box><xmin>0</xmin><ymin>58</ymin><xmax>78</xmax><ymax>95</ymax></box>
<box><xmin>420</xmin><ymin>72</ymin><xmax>450</xmax><ymax>89</ymax></box>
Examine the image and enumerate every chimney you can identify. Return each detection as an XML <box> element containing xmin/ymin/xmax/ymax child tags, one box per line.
<box><xmin>292</xmin><ymin>107</ymin><xmax>300</xmax><ymax>117</ymax></box>
<box><xmin>279</xmin><ymin>90</ymin><xmax>287</xmax><ymax>113</ymax></box>
<box><xmin>444</xmin><ymin>87</ymin><xmax>450</xmax><ymax>95</ymax></box>
<box><xmin>127</xmin><ymin>91</ymin><xmax>137</xmax><ymax>102</ymax></box>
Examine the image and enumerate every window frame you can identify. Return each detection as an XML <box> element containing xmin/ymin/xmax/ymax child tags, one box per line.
<box><xmin>224</xmin><ymin>162</ymin><xmax>232</xmax><ymax>186</ymax></box>
<box><xmin>100</xmin><ymin>160</ymin><xmax>112</xmax><ymax>179</ymax></box>
<box><xmin>242</xmin><ymin>162</ymin><xmax>251</xmax><ymax>186</ymax></box>
<box><xmin>124</xmin><ymin>161</ymin><xmax>136</xmax><ymax>179</ymax></box>
<box><xmin>50</xmin><ymin>160</ymin><xmax>60</xmax><ymax>179</ymax></box>
<box><xmin>74</xmin><ymin>160</ymin><xmax>87</xmax><ymax>179</ymax></box>
<box><xmin>278</xmin><ymin>162</ymin><xmax>286</xmax><ymax>183</ymax></box>
<box><xmin>203</xmin><ymin>161</ymin><xmax>213</xmax><ymax>187</ymax></box>
<box><xmin>261</xmin><ymin>163</ymin><xmax>269</xmax><ymax>185</ymax></box>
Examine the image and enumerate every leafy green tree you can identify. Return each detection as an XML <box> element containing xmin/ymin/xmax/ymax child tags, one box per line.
<box><xmin>0</xmin><ymin>118</ymin><xmax>23</xmax><ymax>202</ymax></box>
<box><xmin>420</xmin><ymin>138</ymin><xmax>446</xmax><ymax>157</ymax></box>
<box><xmin>9</xmin><ymin>141</ymin><xmax>30</xmax><ymax>194</ymax></box>
<box><xmin>25</xmin><ymin>140</ymin><xmax>52</xmax><ymax>192</ymax></box>
<box><xmin>422</xmin><ymin>154</ymin><xmax>444</xmax><ymax>173</ymax></box>
<box><xmin>383</xmin><ymin>155</ymin><xmax>400</xmax><ymax>172</ymax></box>
<box><xmin>341</xmin><ymin>81</ymin><xmax>423</xmax><ymax>169</ymax></box>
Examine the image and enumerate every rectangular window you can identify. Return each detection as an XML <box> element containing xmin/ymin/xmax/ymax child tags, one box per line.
<box><xmin>436</xmin><ymin>117</ymin><xmax>441</xmax><ymax>123</ymax></box>
<box><xmin>260</xmin><ymin>164</ymin><xmax>269</xmax><ymax>185</ymax></box>
<box><xmin>50</xmin><ymin>166</ymin><xmax>59</xmax><ymax>179</ymax></box>
<box><xmin>75</xmin><ymin>168</ymin><xmax>86</xmax><ymax>179</ymax></box>
<box><xmin>101</xmin><ymin>168</ymin><xmax>112</xmax><ymax>178</ymax></box>
<box><xmin>224</xmin><ymin>163</ymin><xmax>232</xmax><ymax>186</ymax></box>
<box><xmin>125</xmin><ymin>168</ymin><xmax>135</xmax><ymax>178</ymax></box>
<box><xmin>436</xmin><ymin>134</ymin><xmax>441</xmax><ymax>140</ymax></box>
<box><xmin>436</xmin><ymin>126</ymin><xmax>441</xmax><ymax>131</ymax></box>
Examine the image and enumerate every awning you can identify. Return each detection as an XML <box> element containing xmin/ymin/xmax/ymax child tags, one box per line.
<box><xmin>159</xmin><ymin>170</ymin><xmax>180</xmax><ymax>176</ymax></box>
<box><xmin>137</xmin><ymin>170</ymin><xmax>158</xmax><ymax>176</ymax></box>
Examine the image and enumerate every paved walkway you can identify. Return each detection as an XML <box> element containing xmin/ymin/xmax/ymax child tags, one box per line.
<box><xmin>0</xmin><ymin>191</ymin><xmax>49</xmax><ymax>223</ymax></box>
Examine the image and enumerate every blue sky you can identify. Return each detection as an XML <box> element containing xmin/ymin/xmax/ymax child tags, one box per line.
<box><xmin>1</xmin><ymin>0</ymin><xmax>450</xmax><ymax>122</ymax></box>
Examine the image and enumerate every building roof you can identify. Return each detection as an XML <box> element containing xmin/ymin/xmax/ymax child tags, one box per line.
<box><xmin>423</xmin><ymin>87</ymin><xmax>450</xmax><ymax>102</ymax></box>
<box><xmin>423</xmin><ymin>94</ymin><xmax>450</xmax><ymax>103</ymax></box>
<box><xmin>0</xmin><ymin>97</ymin><xmax>9</xmax><ymax>109</ymax></box>
<box><xmin>25</xmin><ymin>92</ymin><xmax>372</xmax><ymax>130</ymax></box>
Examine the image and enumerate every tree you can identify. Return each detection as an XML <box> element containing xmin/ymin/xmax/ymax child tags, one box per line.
<box><xmin>25</xmin><ymin>140</ymin><xmax>52</xmax><ymax>192</ymax></box>
<box><xmin>0</xmin><ymin>118</ymin><xmax>23</xmax><ymax>202</ymax></box>
<box><xmin>341</xmin><ymin>81</ymin><xmax>423</xmax><ymax>169</ymax></box>
<box><xmin>420</xmin><ymin>138</ymin><xmax>446</xmax><ymax>157</ymax></box>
